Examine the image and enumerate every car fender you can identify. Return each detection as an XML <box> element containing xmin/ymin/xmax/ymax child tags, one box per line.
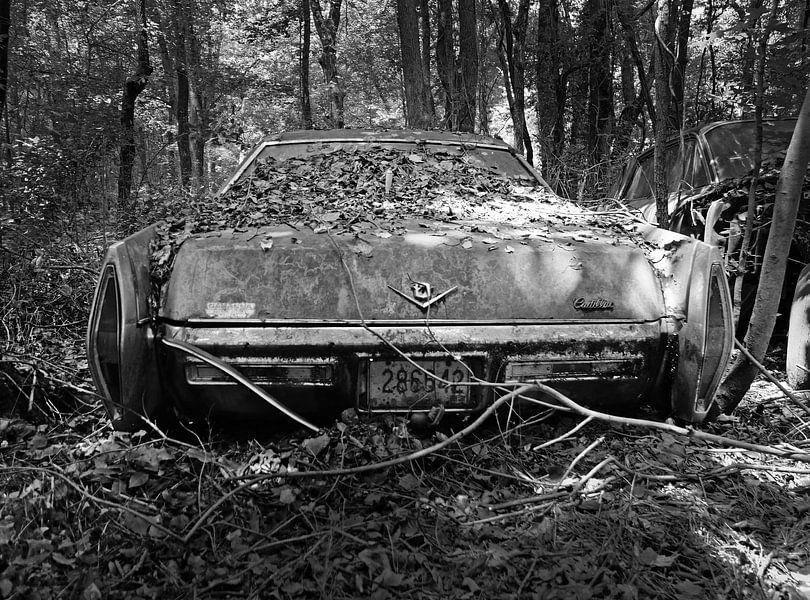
<box><xmin>787</xmin><ymin>262</ymin><xmax>810</xmax><ymax>390</ymax></box>
<box><xmin>639</xmin><ymin>225</ymin><xmax>734</xmax><ymax>421</ymax></box>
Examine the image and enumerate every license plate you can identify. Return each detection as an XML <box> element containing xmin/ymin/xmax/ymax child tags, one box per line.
<box><xmin>367</xmin><ymin>358</ymin><xmax>472</xmax><ymax>410</ymax></box>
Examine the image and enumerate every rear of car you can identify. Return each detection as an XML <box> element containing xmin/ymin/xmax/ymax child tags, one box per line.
<box><xmin>88</xmin><ymin>131</ymin><xmax>734</xmax><ymax>430</ymax></box>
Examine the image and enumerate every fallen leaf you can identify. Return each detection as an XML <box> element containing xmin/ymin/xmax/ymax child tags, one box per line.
<box><xmin>52</xmin><ymin>552</ymin><xmax>76</xmax><ymax>566</ymax></box>
<box><xmin>674</xmin><ymin>581</ymin><xmax>704</xmax><ymax>598</ymax></box>
<box><xmin>82</xmin><ymin>583</ymin><xmax>102</xmax><ymax>600</ymax></box>
<box><xmin>398</xmin><ymin>473</ymin><xmax>421</xmax><ymax>491</ymax></box>
<box><xmin>462</xmin><ymin>577</ymin><xmax>480</xmax><ymax>592</ymax></box>
<box><xmin>302</xmin><ymin>433</ymin><xmax>331</xmax><ymax>456</ymax></box>
<box><xmin>279</xmin><ymin>487</ymin><xmax>297</xmax><ymax>504</ymax></box>
<box><xmin>128</xmin><ymin>472</ymin><xmax>149</xmax><ymax>489</ymax></box>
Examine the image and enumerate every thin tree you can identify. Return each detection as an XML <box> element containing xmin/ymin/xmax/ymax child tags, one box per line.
<box><xmin>491</xmin><ymin>0</ymin><xmax>533</xmax><ymax>163</ymax></box>
<box><xmin>732</xmin><ymin>0</ymin><xmax>781</xmax><ymax>329</ymax></box>
<box><xmin>185</xmin><ymin>6</ymin><xmax>207</xmax><ymax>190</ymax></box>
<box><xmin>457</xmin><ymin>0</ymin><xmax>478</xmax><ymax>132</ymax></box>
<box><xmin>118</xmin><ymin>0</ymin><xmax>153</xmax><ymax>212</ymax></box>
<box><xmin>397</xmin><ymin>0</ymin><xmax>434</xmax><ymax>128</ymax></box>
<box><xmin>652</xmin><ymin>0</ymin><xmax>675</xmax><ymax>228</ymax></box>
<box><xmin>715</xmin><ymin>78</ymin><xmax>810</xmax><ymax>415</ymax></box>
<box><xmin>0</xmin><ymin>0</ymin><xmax>11</xmax><ymax>167</ymax></box>
<box><xmin>436</xmin><ymin>0</ymin><xmax>456</xmax><ymax>127</ymax></box>
<box><xmin>310</xmin><ymin>0</ymin><xmax>345</xmax><ymax>128</ymax></box>
<box><xmin>582</xmin><ymin>0</ymin><xmax>613</xmax><ymax>163</ymax></box>
<box><xmin>418</xmin><ymin>0</ymin><xmax>436</xmax><ymax>118</ymax></box>
<box><xmin>300</xmin><ymin>0</ymin><xmax>312</xmax><ymax>128</ymax></box>
<box><xmin>172</xmin><ymin>0</ymin><xmax>192</xmax><ymax>187</ymax></box>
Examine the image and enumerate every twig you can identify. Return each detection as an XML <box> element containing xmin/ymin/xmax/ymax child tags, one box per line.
<box><xmin>37</xmin><ymin>264</ymin><xmax>97</xmax><ymax>275</ymax></box>
<box><xmin>534</xmin><ymin>416</ymin><xmax>593</xmax><ymax>450</ymax></box>
<box><xmin>554</xmin><ymin>436</ymin><xmax>604</xmax><ymax>491</ymax></box>
<box><xmin>516</xmin><ymin>558</ymin><xmax>538</xmax><ymax>597</ymax></box>
<box><xmin>571</xmin><ymin>456</ymin><xmax>616</xmax><ymax>494</ymax></box>
<box><xmin>734</xmin><ymin>339</ymin><xmax>810</xmax><ymax>419</ymax></box>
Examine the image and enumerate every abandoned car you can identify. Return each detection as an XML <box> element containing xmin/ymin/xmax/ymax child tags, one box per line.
<box><xmin>610</xmin><ymin>118</ymin><xmax>810</xmax><ymax>391</ymax></box>
<box><xmin>88</xmin><ymin>130</ymin><xmax>734</xmax><ymax>432</ymax></box>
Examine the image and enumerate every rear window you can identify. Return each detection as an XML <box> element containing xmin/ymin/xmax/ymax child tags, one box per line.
<box><xmin>235</xmin><ymin>140</ymin><xmax>539</xmax><ymax>185</ymax></box>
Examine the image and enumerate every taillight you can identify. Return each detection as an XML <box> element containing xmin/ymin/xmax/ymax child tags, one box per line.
<box><xmin>696</xmin><ymin>265</ymin><xmax>733</xmax><ymax>403</ymax></box>
<box><xmin>89</xmin><ymin>265</ymin><xmax>122</xmax><ymax>408</ymax></box>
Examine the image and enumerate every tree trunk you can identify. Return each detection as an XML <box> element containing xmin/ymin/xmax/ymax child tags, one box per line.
<box><xmin>457</xmin><ymin>0</ymin><xmax>478</xmax><ymax>132</ymax></box>
<box><xmin>536</xmin><ymin>0</ymin><xmax>567</xmax><ymax>170</ymax></box>
<box><xmin>117</xmin><ymin>0</ymin><xmax>152</xmax><ymax>215</ymax></box>
<box><xmin>615</xmin><ymin>0</ymin><xmax>656</xmax><ymax>130</ymax></box>
<box><xmin>493</xmin><ymin>0</ymin><xmax>532</xmax><ymax>163</ymax></box>
<box><xmin>653</xmin><ymin>0</ymin><xmax>674</xmax><ymax>228</ymax></box>
<box><xmin>671</xmin><ymin>0</ymin><xmax>694</xmax><ymax>125</ymax></box>
<box><xmin>739</xmin><ymin>0</ymin><xmax>765</xmax><ymax>116</ymax></box>
<box><xmin>155</xmin><ymin>23</ymin><xmax>178</xmax><ymax>179</ymax></box>
<box><xmin>436</xmin><ymin>0</ymin><xmax>455</xmax><ymax>128</ymax></box>
<box><xmin>0</xmin><ymin>0</ymin><xmax>9</xmax><ymax>134</ymax></box>
<box><xmin>715</xmin><ymin>79</ymin><xmax>810</xmax><ymax>414</ymax></box>
<box><xmin>418</xmin><ymin>0</ymin><xmax>435</xmax><ymax>117</ymax></box>
<box><xmin>185</xmin><ymin>5</ymin><xmax>206</xmax><ymax>191</ymax></box>
<box><xmin>301</xmin><ymin>0</ymin><xmax>313</xmax><ymax>128</ymax></box>
<box><xmin>733</xmin><ymin>0</ymin><xmax>781</xmax><ymax>331</ymax></box>
<box><xmin>583</xmin><ymin>0</ymin><xmax>613</xmax><ymax>163</ymax></box>
<box><xmin>0</xmin><ymin>0</ymin><xmax>11</xmax><ymax>167</ymax></box>
<box><xmin>173</xmin><ymin>0</ymin><xmax>192</xmax><ymax>187</ymax></box>
<box><xmin>397</xmin><ymin>0</ymin><xmax>433</xmax><ymax>128</ymax></box>
<box><xmin>310</xmin><ymin>0</ymin><xmax>345</xmax><ymax>128</ymax></box>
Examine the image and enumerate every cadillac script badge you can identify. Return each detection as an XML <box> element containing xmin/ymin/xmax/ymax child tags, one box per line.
<box><xmin>573</xmin><ymin>297</ymin><xmax>615</xmax><ymax>311</ymax></box>
<box><xmin>388</xmin><ymin>280</ymin><xmax>457</xmax><ymax>311</ymax></box>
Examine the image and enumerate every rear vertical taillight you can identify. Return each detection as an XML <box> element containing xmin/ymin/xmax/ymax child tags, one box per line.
<box><xmin>696</xmin><ymin>265</ymin><xmax>734</xmax><ymax>404</ymax></box>
<box><xmin>89</xmin><ymin>265</ymin><xmax>122</xmax><ymax>408</ymax></box>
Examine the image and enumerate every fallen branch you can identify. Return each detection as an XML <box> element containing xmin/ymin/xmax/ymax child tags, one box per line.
<box><xmin>734</xmin><ymin>339</ymin><xmax>810</xmax><ymax>418</ymax></box>
<box><xmin>545</xmin><ymin>385</ymin><xmax>810</xmax><ymax>463</ymax></box>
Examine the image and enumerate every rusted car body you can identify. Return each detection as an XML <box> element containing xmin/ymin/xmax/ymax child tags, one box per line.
<box><xmin>611</xmin><ymin>118</ymin><xmax>810</xmax><ymax>392</ymax></box>
<box><xmin>88</xmin><ymin>130</ymin><xmax>734</xmax><ymax>431</ymax></box>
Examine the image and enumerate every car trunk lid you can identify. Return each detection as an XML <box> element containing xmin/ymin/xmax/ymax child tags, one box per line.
<box><xmin>161</xmin><ymin>219</ymin><xmax>665</xmax><ymax>323</ymax></box>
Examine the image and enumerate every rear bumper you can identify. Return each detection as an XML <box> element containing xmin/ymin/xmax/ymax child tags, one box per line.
<box><xmin>158</xmin><ymin>320</ymin><xmax>670</xmax><ymax>424</ymax></box>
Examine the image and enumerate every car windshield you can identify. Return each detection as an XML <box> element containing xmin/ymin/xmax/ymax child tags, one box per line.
<box><xmin>237</xmin><ymin>139</ymin><xmax>540</xmax><ymax>185</ymax></box>
<box><xmin>704</xmin><ymin>120</ymin><xmax>796</xmax><ymax>179</ymax></box>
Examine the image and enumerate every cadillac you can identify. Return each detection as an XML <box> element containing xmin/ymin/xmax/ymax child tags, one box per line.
<box><xmin>88</xmin><ymin>130</ymin><xmax>734</xmax><ymax>432</ymax></box>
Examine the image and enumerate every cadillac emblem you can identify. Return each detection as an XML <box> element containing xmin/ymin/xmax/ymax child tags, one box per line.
<box><xmin>573</xmin><ymin>297</ymin><xmax>615</xmax><ymax>311</ymax></box>
<box><xmin>388</xmin><ymin>280</ymin><xmax>457</xmax><ymax>311</ymax></box>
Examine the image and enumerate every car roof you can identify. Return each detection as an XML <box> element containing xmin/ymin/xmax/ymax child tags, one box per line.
<box><xmin>632</xmin><ymin>117</ymin><xmax>798</xmax><ymax>160</ymax></box>
<box><xmin>261</xmin><ymin>128</ymin><xmax>515</xmax><ymax>148</ymax></box>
